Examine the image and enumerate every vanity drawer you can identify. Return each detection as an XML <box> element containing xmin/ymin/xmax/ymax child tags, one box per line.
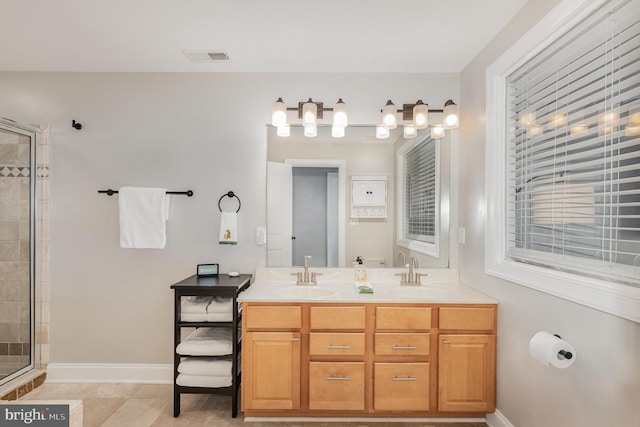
<box><xmin>439</xmin><ymin>307</ymin><xmax>495</xmax><ymax>331</ymax></box>
<box><xmin>374</xmin><ymin>362</ymin><xmax>430</xmax><ymax>411</ymax></box>
<box><xmin>244</xmin><ymin>305</ymin><xmax>302</xmax><ymax>330</ymax></box>
<box><xmin>310</xmin><ymin>333</ymin><xmax>365</xmax><ymax>356</ymax></box>
<box><xmin>309</xmin><ymin>362</ymin><xmax>365</xmax><ymax>411</ymax></box>
<box><xmin>310</xmin><ymin>306</ymin><xmax>366</xmax><ymax>330</ymax></box>
<box><xmin>375</xmin><ymin>333</ymin><xmax>430</xmax><ymax>356</ymax></box>
<box><xmin>375</xmin><ymin>307</ymin><xmax>431</xmax><ymax>330</ymax></box>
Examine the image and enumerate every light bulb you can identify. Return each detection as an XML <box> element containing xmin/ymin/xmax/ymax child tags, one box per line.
<box><xmin>332</xmin><ymin>98</ymin><xmax>348</xmax><ymax>128</ymax></box>
<box><xmin>271</xmin><ymin>98</ymin><xmax>287</xmax><ymax>127</ymax></box>
<box><xmin>413</xmin><ymin>101</ymin><xmax>429</xmax><ymax>129</ymax></box>
<box><xmin>404</xmin><ymin>124</ymin><xmax>417</xmax><ymax>139</ymax></box>
<box><xmin>431</xmin><ymin>124</ymin><xmax>445</xmax><ymax>139</ymax></box>
<box><xmin>376</xmin><ymin>124</ymin><xmax>390</xmax><ymax>139</ymax></box>
<box><xmin>443</xmin><ymin>100</ymin><xmax>459</xmax><ymax>130</ymax></box>
<box><xmin>332</xmin><ymin>126</ymin><xmax>345</xmax><ymax>138</ymax></box>
<box><xmin>276</xmin><ymin>124</ymin><xmax>290</xmax><ymax>137</ymax></box>
<box><xmin>304</xmin><ymin>125</ymin><xmax>317</xmax><ymax>137</ymax></box>
<box><xmin>302</xmin><ymin>99</ymin><xmax>317</xmax><ymax>127</ymax></box>
<box><xmin>382</xmin><ymin>100</ymin><xmax>397</xmax><ymax>129</ymax></box>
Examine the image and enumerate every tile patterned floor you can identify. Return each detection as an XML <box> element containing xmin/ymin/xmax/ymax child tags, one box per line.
<box><xmin>20</xmin><ymin>383</ymin><xmax>488</xmax><ymax>427</ymax></box>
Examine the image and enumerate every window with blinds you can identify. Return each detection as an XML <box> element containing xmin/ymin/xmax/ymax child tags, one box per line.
<box><xmin>506</xmin><ymin>0</ymin><xmax>640</xmax><ymax>286</ymax></box>
<box><xmin>404</xmin><ymin>137</ymin><xmax>437</xmax><ymax>243</ymax></box>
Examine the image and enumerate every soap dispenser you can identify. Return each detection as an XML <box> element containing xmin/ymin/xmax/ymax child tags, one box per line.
<box><xmin>353</xmin><ymin>256</ymin><xmax>367</xmax><ymax>282</ymax></box>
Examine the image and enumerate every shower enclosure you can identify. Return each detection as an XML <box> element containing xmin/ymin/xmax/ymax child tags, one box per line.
<box><xmin>0</xmin><ymin>120</ymin><xmax>36</xmax><ymax>386</ymax></box>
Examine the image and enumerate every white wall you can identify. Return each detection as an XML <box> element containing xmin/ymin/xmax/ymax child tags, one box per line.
<box><xmin>459</xmin><ymin>1</ymin><xmax>640</xmax><ymax>426</ymax></box>
<box><xmin>0</xmin><ymin>72</ymin><xmax>458</xmax><ymax>365</ymax></box>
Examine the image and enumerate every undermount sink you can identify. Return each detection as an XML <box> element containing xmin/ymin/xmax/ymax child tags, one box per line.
<box><xmin>388</xmin><ymin>285</ymin><xmax>450</xmax><ymax>300</ymax></box>
<box><xmin>273</xmin><ymin>286</ymin><xmax>337</xmax><ymax>299</ymax></box>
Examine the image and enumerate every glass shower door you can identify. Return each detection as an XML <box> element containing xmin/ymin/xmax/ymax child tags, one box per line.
<box><xmin>0</xmin><ymin>122</ymin><xmax>35</xmax><ymax>385</ymax></box>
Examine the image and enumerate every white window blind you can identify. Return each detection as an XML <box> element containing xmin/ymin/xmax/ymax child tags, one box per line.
<box><xmin>506</xmin><ymin>0</ymin><xmax>640</xmax><ymax>286</ymax></box>
<box><xmin>405</xmin><ymin>137</ymin><xmax>436</xmax><ymax>243</ymax></box>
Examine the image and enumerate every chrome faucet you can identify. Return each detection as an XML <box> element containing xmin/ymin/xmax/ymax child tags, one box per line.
<box><xmin>292</xmin><ymin>255</ymin><xmax>319</xmax><ymax>285</ymax></box>
<box><xmin>396</xmin><ymin>256</ymin><xmax>424</xmax><ymax>286</ymax></box>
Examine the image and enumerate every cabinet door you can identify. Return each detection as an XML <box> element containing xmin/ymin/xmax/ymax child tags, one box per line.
<box><xmin>243</xmin><ymin>332</ymin><xmax>301</xmax><ymax>410</ymax></box>
<box><xmin>352</xmin><ymin>180</ymin><xmax>386</xmax><ymax>206</ymax></box>
<box><xmin>438</xmin><ymin>334</ymin><xmax>496</xmax><ymax>412</ymax></box>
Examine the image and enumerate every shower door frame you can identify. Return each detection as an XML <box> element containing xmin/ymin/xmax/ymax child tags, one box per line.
<box><xmin>0</xmin><ymin>119</ymin><xmax>37</xmax><ymax>386</ymax></box>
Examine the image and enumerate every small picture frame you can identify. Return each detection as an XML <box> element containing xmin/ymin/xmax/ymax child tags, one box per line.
<box><xmin>197</xmin><ymin>264</ymin><xmax>219</xmax><ymax>276</ymax></box>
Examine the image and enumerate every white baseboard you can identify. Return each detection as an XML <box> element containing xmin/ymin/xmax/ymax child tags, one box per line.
<box><xmin>486</xmin><ymin>410</ymin><xmax>514</xmax><ymax>427</ymax></box>
<box><xmin>46</xmin><ymin>363</ymin><xmax>173</xmax><ymax>384</ymax></box>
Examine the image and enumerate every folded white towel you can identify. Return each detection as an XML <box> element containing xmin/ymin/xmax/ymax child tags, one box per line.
<box><xmin>206</xmin><ymin>312</ymin><xmax>232</xmax><ymax>322</ymax></box>
<box><xmin>176</xmin><ymin>374</ymin><xmax>232</xmax><ymax>388</ymax></box>
<box><xmin>176</xmin><ymin>327</ymin><xmax>233</xmax><ymax>356</ymax></box>
<box><xmin>207</xmin><ymin>297</ymin><xmax>232</xmax><ymax>313</ymax></box>
<box><xmin>181</xmin><ymin>296</ymin><xmax>213</xmax><ymax>314</ymax></box>
<box><xmin>219</xmin><ymin>211</ymin><xmax>238</xmax><ymax>245</ymax></box>
<box><xmin>118</xmin><ymin>187</ymin><xmax>170</xmax><ymax>249</ymax></box>
<box><xmin>180</xmin><ymin>313</ymin><xmax>208</xmax><ymax>322</ymax></box>
<box><xmin>178</xmin><ymin>357</ymin><xmax>233</xmax><ymax>376</ymax></box>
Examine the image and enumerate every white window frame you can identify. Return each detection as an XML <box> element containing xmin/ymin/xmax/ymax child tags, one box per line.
<box><xmin>485</xmin><ymin>0</ymin><xmax>640</xmax><ymax>323</ymax></box>
<box><xmin>397</xmin><ymin>135</ymin><xmax>441</xmax><ymax>257</ymax></box>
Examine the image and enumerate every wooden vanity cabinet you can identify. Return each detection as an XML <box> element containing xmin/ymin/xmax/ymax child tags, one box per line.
<box><xmin>438</xmin><ymin>306</ymin><xmax>496</xmax><ymax>413</ymax></box>
<box><xmin>373</xmin><ymin>306</ymin><xmax>433</xmax><ymax>412</ymax></box>
<box><xmin>308</xmin><ymin>305</ymin><xmax>366</xmax><ymax>411</ymax></box>
<box><xmin>242</xmin><ymin>302</ymin><xmax>496</xmax><ymax>418</ymax></box>
<box><xmin>242</xmin><ymin>305</ymin><xmax>302</xmax><ymax>411</ymax></box>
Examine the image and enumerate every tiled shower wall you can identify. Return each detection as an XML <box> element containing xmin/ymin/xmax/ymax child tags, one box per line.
<box><xmin>0</xmin><ymin>125</ymin><xmax>49</xmax><ymax>384</ymax></box>
<box><xmin>0</xmin><ymin>129</ymin><xmax>30</xmax><ymax>379</ymax></box>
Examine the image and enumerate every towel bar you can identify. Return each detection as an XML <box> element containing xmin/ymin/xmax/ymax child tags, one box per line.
<box><xmin>98</xmin><ymin>189</ymin><xmax>194</xmax><ymax>196</ymax></box>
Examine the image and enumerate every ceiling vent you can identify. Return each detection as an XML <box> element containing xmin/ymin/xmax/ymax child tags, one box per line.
<box><xmin>182</xmin><ymin>50</ymin><xmax>231</xmax><ymax>63</ymax></box>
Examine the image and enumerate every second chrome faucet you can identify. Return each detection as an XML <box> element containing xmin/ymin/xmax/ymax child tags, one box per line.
<box><xmin>293</xmin><ymin>255</ymin><xmax>319</xmax><ymax>285</ymax></box>
<box><xmin>396</xmin><ymin>252</ymin><xmax>424</xmax><ymax>286</ymax></box>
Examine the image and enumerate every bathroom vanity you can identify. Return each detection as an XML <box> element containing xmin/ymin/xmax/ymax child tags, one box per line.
<box><xmin>238</xmin><ymin>268</ymin><xmax>496</xmax><ymax>420</ymax></box>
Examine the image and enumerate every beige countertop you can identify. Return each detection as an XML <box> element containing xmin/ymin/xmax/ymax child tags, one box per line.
<box><xmin>238</xmin><ymin>268</ymin><xmax>497</xmax><ymax>304</ymax></box>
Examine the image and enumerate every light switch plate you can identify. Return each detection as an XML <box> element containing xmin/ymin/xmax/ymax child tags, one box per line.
<box><xmin>256</xmin><ymin>227</ymin><xmax>266</xmax><ymax>245</ymax></box>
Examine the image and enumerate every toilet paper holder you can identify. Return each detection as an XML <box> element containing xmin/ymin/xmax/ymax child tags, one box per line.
<box><xmin>554</xmin><ymin>334</ymin><xmax>573</xmax><ymax>360</ymax></box>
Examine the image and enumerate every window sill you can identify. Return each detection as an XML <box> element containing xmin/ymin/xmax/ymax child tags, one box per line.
<box><xmin>486</xmin><ymin>258</ymin><xmax>640</xmax><ymax>323</ymax></box>
<box><xmin>397</xmin><ymin>238</ymin><xmax>438</xmax><ymax>258</ymax></box>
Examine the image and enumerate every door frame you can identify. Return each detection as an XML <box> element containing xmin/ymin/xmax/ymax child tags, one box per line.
<box><xmin>285</xmin><ymin>159</ymin><xmax>346</xmax><ymax>267</ymax></box>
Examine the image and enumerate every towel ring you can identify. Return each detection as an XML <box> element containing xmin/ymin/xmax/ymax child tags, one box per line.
<box><xmin>218</xmin><ymin>191</ymin><xmax>241</xmax><ymax>213</ymax></box>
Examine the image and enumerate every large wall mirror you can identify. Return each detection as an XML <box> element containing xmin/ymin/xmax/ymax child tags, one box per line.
<box><xmin>266</xmin><ymin>125</ymin><xmax>450</xmax><ymax>269</ymax></box>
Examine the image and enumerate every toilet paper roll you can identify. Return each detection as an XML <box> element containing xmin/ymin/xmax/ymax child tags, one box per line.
<box><xmin>529</xmin><ymin>331</ymin><xmax>576</xmax><ymax>368</ymax></box>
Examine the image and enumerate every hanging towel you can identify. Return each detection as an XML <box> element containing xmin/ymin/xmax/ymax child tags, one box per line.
<box><xmin>219</xmin><ymin>211</ymin><xmax>238</xmax><ymax>245</ymax></box>
<box><xmin>118</xmin><ymin>187</ymin><xmax>170</xmax><ymax>249</ymax></box>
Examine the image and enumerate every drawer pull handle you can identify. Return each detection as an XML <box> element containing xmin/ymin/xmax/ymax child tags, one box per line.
<box><xmin>291</xmin><ymin>337</ymin><xmax>300</xmax><ymax>341</ymax></box>
<box><xmin>442</xmin><ymin>339</ymin><xmax>451</xmax><ymax>344</ymax></box>
<box><xmin>326</xmin><ymin>376</ymin><xmax>351</xmax><ymax>381</ymax></box>
<box><xmin>393</xmin><ymin>345</ymin><xmax>417</xmax><ymax>350</ymax></box>
<box><xmin>392</xmin><ymin>376</ymin><xmax>417</xmax><ymax>381</ymax></box>
<box><xmin>326</xmin><ymin>345</ymin><xmax>351</xmax><ymax>349</ymax></box>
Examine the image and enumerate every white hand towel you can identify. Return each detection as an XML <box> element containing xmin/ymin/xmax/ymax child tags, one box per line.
<box><xmin>178</xmin><ymin>357</ymin><xmax>233</xmax><ymax>376</ymax></box>
<box><xmin>219</xmin><ymin>211</ymin><xmax>238</xmax><ymax>245</ymax></box>
<box><xmin>118</xmin><ymin>187</ymin><xmax>170</xmax><ymax>249</ymax></box>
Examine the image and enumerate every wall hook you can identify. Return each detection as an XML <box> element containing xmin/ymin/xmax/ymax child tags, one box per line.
<box><xmin>72</xmin><ymin>120</ymin><xmax>82</xmax><ymax>130</ymax></box>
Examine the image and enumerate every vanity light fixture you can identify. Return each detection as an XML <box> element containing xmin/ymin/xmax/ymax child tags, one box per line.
<box><xmin>377</xmin><ymin>99</ymin><xmax>460</xmax><ymax>139</ymax></box>
<box><xmin>271</xmin><ymin>97</ymin><xmax>348</xmax><ymax>138</ymax></box>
